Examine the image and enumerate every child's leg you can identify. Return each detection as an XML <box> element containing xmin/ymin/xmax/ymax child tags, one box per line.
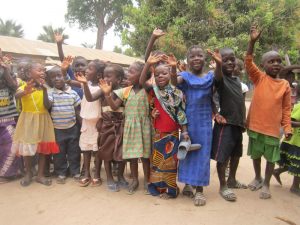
<box><xmin>117</xmin><ymin>161</ymin><xmax>128</xmax><ymax>187</ymax></box>
<box><xmin>128</xmin><ymin>159</ymin><xmax>139</xmax><ymax>194</ymax></box>
<box><xmin>141</xmin><ymin>158</ymin><xmax>150</xmax><ymax>189</ymax></box>
<box><xmin>259</xmin><ymin>161</ymin><xmax>274</xmax><ymax>199</ymax></box>
<box><xmin>20</xmin><ymin>156</ymin><xmax>33</xmax><ymax>186</ymax></box>
<box><xmin>67</xmin><ymin>127</ymin><xmax>81</xmax><ymax>178</ymax></box>
<box><xmin>217</xmin><ymin>161</ymin><xmax>227</xmax><ymax>189</ymax></box>
<box><xmin>290</xmin><ymin>176</ymin><xmax>300</xmax><ymax>196</ymax></box>
<box><xmin>227</xmin><ymin>156</ymin><xmax>247</xmax><ymax>188</ymax></box>
<box><xmin>248</xmin><ymin>158</ymin><xmax>264</xmax><ymax>191</ymax></box>
<box><xmin>194</xmin><ymin>186</ymin><xmax>206</xmax><ymax>206</ymax></box>
<box><xmin>104</xmin><ymin>160</ymin><xmax>119</xmax><ymax>191</ymax></box>
<box><xmin>82</xmin><ymin>151</ymin><xmax>92</xmax><ymax>178</ymax></box>
<box><xmin>273</xmin><ymin>166</ymin><xmax>288</xmax><ymax>185</ymax></box>
<box><xmin>93</xmin><ymin>155</ymin><xmax>102</xmax><ymax>179</ymax></box>
<box><xmin>36</xmin><ymin>154</ymin><xmax>51</xmax><ymax>186</ymax></box>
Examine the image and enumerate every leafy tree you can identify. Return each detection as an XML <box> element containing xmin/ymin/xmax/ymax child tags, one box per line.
<box><xmin>65</xmin><ymin>0</ymin><xmax>132</xmax><ymax>49</ymax></box>
<box><xmin>113</xmin><ymin>46</ymin><xmax>122</xmax><ymax>53</ymax></box>
<box><xmin>37</xmin><ymin>25</ymin><xmax>69</xmax><ymax>43</ymax></box>
<box><xmin>121</xmin><ymin>0</ymin><xmax>300</xmax><ymax>63</ymax></box>
<box><xmin>0</xmin><ymin>19</ymin><xmax>24</xmax><ymax>38</ymax></box>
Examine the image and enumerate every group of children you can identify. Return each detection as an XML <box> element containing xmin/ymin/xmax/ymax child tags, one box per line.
<box><xmin>0</xmin><ymin>25</ymin><xmax>299</xmax><ymax>207</ymax></box>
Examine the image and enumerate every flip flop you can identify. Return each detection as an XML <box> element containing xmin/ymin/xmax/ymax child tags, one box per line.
<box><xmin>91</xmin><ymin>178</ymin><xmax>102</xmax><ymax>187</ymax></box>
<box><xmin>117</xmin><ymin>179</ymin><xmax>129</xmax><ymax>189</ymax></box>
<box><xmin>107</xmin><ymin>182</ymin><xmax>120</xmax><ymax>192</ymax></box>
<box><xmin>259</xmin><ymin>186</ymin><xmax>271</xmax><ymax>199</ymax></box>
<box><xmin>79</xmin><ymin>177</ymin><xmax>91</xmax><ymax>187</ymax></box>
<box><xmin>227</xmin><ymin>180</ymin><xmax>248</xmax><ymax>189</ymax></box>
<box><xmin>248</xmin><ymin>179</ymin><xmax>264</xmax><ymax>191</ymax></box>
<box><xmin>20</xmin><ymin>177</ymin><xmax>32</xmax><ymax>187</ymax></box>
<box><xmin>182</xmin><ymin>184</ymin><xmax>194</xmax><ymax>198</ymax></box>
<box><xmin>127</xmin><ymin>180</ymin><xmax>139</xmax><ymax>195</ymax></box>
<box><xmin>219</xmin><ymin>187</ymin><xmax>237</xmax><ymax>202</ymax></box>
<box><xmin>36</xmin><ymin>177</ymin><xmax>52</xmax><ymax>186</ymax></box>
<box><xmin>194</xmin><ymin>192</ymin><xmax>206</xmax><ymax>206</ymax></box>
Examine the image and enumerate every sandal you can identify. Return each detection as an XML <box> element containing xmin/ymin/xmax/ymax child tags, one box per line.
<box><xmin>248</xmin><ymin>179</ymin><xmax>264</xmax><ymax>191</ymax></box>
<box><xmin>79</xmin><ymin>177</ymin><xmax>91</xmax><ymax>187</ymax></box>
<box><xmin>227</xmin><ymin>180</ymin><xmax>247</xmax><ymax>189</ymax></box>
<box><xmin>182</xmin><ymin>184</ymin><xmax>194</xmax><ymax>198</ymax></box>
<box><xmin>194</xmin><ymin>192</ymin><xmax>206</xmax><ymax>206</ymax></box>
<box><xmin>20</xmin><ymin>177</ymin><xmax>32</xmax><ymax>187</ymax></box>
<box><xmin>127</xmin><ymin>180</ymin><xmax>139</xmax><ymax>195</ymax></box>
<box><xmin>91</xmin><ymin>178</ymin><xmax>102</xmax><ymax>187</ymax></box>
<box><xmin>36</xmin><ymin>177</ymin><xmax>52</xmax><ymax>186</ymax></box>
<box><xmin>259</xmin><ymin>185</ymin><xmax>271</xmax><ymax>199</ymax></box>
<box><xmin>107</xmin><ymin>182</ymin><xmax>120</xmax><ymax>192</ymax></box>
<box><xmin>219</xmin><ymin>187</ymin><xmax>237</xmax><ymax>202</ymax></box>
<box><xmin>118</xmin><ymin>179</ymin><xmax>129</xmax><ymax>189</ymax></box>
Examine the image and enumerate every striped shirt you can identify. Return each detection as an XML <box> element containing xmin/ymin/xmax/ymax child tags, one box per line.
<box><xmin>0</xmin><ymin>88</ymin><xmax>18</xmax><ymax>119</ymax></box>
<box><xmin>49</xmin><ymin>87</ymin><xmax>81</xmax><ymax>129</ymax></box>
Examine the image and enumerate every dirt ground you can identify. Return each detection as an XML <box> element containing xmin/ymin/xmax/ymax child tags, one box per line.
<box><xmin>1</xmin><ymin>102</ymin><xmax>299</xmax><ymax>225</ymax></box>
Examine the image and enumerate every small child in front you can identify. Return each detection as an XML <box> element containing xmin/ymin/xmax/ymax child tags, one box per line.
<box><xmin>43</xmin><ymin>66</ymin><xmax>81</xmax><ymax>184</ymax></box>
<box><xmin>245</xmin><ymin>25</ymin><xmax>292</xmax><ymax>199</ymax></box>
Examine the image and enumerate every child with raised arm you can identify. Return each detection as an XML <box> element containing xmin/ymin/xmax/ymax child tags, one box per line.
<box><xmin>77</xmin><ymin>65</ymin><xmax>127</xmax><ymax>192</ymax></box>
<box><xmin>13</xmin><ymin>62</ymin><xmax>59</xmax><ymax>186</ymax></box>
<box><xmin>211</xmin><ymin>48</ymin><xmax>247</xmax><ymax>202</ymax></box>
<box><xmin>99</xmin><ymin>62</ymin><xmax>151</xmax><ymax>194</ymax></box>
<box><xmin>175</xmin><ymin>46</ymin><xmax>222</xmax><ymax>206</ymax></box>
<box><xmin>245</xmin><ymin>25</ymin><xmax>292</xmax><ymax>199</ymax></box>
<box><xmin>140</xmin><ymin>52</ymin><xmax>189</xmax><ymax>199</ymax></box>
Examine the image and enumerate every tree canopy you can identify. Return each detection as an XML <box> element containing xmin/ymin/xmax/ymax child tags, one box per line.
<box><xmin>65</xmin><ymin>0</ymin><xmax>132</xmax><ymax>49</ymax></box>
<box><xmin>37</xmin><ymin>25</ymin><xmax>69</xmax><ymax>43</ymax></box>
<box><xmin>0</xmin><ymin>19</ymin><xmax>24</xmax><ymax>38</ymax></box>
<box><xmin>121</xmin><ymin>0</ymin><xmax>300</xmax><ymax>64</ymax></box>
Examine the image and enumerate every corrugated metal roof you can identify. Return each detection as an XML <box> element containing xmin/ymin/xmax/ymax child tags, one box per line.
<box><xmin>0</xmin><ymin>35</ymin><xmax>142</xmax><ymax>66</ymax></box>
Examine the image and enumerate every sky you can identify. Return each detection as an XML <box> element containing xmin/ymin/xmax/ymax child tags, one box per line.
<box><xmin>0</xmin><ymin>0</ymin><xmax>121</xmax><ymax>51</ymax></box>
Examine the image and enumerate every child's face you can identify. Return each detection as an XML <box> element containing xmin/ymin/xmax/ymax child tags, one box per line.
<box><xmin>127</xmin><ymin>64</ymin><xmax>140</xmax><ymax>86</ymax></box>
<box><xmin>120</xmin><ymin>70</ymin><xmax>130</xmax><ymax>88</ymax></box>
<box><xmin>262</xmin><ymin>52</ymin><xmax>283</xmax><ymax>78</ymax></box>
<box><xmin>17</xmin><ymin>61</ymin><xmax>28</xmax><ymax>80</ymax></box>
<box><xmin>85</xmin><ymin>62</ymin><xmax>100</xmax><ymax>83</ymax></box>
<box><xmin>154</xmin><ymin>65</ymin><xmax>170</xmax><ymax>88</ymax></box>
<box><xmin>103</xmin><ymin>67</ymin><xmax>121</xmax><ymax>89</ymax></box>
<box><xmin>30</xmin><ymin>64</ymin><xmax>45</xmax><ymax>81</ymax></box>
<box><xmin>49</xmin><ymin>68</ymin><xmax>65</xmax><ymax>90</ymax></box>
<box><xmin>73</xmin><ymin>58</ymin><xmax>87</xmax><ymax>73</ymax></box>
<box><xmin>221</xmin><ymin>50</ymin><xmax>236</xmax><ymax>76</ymax></box>
<box><xmin>187</xmin><ymin>48</ymin><xmax>205</xmax><ymax>74</ymax></box>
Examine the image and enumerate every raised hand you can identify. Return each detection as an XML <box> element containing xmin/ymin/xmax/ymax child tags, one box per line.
<box><xmin>147</xmin><ymin>52</ymin><xmax>163</xmax><ymax>65</ymax></box>
<box><xmin>207</xmin><ymin>49</ymin><xmax>222</xmax><ymax>65</ymax></box>
<box><xmin>177</xmin><ymin>61</ymin><xmax>187</xmax><ymax>72</ymax></box>
<box><xmin>250</xmin><ymin>25</ymin><xmax>262</xmax><ymax>42</ymax></box>
<box><xmin>99</xmin><ymin>79</ymin><xmax>112</xmax><ymax>95</ymax></box>
<box><xmin>75</xmin><ymin>72</ymin><xmax>87</xmax><ymax>84</ymax></box>
<box><xmin>54</xmin><ymin>32</ymin><xmax>64</xmax><ymax>44</ymax></box>
<box><xmin>61</xmin><ymin>55</ymin><xmax>73</xmax><ymax>73</ymax></box>
<box><xmin>166</xmin><ymin>53</ymin><xmax>177</xmax><ymax>67</ymax></box>
<box><xmin>152</xmin><ymin>28</ymin><xmax>166</xmax><ymax>38</ymax></box>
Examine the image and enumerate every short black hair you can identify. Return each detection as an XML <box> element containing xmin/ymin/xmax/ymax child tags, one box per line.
<box><xmin>106</xmin><ymin>64</ymin><xmax>124</xmax><ymax>80</ymax></box>
<box><xmin>220</xmin><ymin>47</ymin><xmax>234</xmax><ymax>56</ymax></box>
<box><xmin>91</xmin><ymin>59</ymin><xmax>106</xmax><ymax>78</ymax></box>
<box><xmin>132</xmin><ymin>61</ymin><xmax>145</xmax><ymax>74</ymax></box>
<box><xmin>187</xmin><ymin>45</ymin><xmax>204</xmax><ymax>58</ymax></box>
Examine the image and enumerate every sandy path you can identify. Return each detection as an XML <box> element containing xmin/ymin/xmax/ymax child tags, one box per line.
<box><xmin>1</xmin><ymin>102</ymin><xmax>299</xmax><ymax>225</ymax></box>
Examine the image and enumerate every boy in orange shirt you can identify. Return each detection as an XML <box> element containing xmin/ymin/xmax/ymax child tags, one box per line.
<box><xmin>245</xmin><ymin>25</ymin><xmax>292</xmax><ymax>199</ymax></box>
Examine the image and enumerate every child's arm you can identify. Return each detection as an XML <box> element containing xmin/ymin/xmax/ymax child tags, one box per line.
<box><xmin>244</xmin><ymin>25</ymin><xmax>263</xmax><ymax>84</ymax></box>
<box><xmin>207</xmin><ymin>49</ymin><xmax>222</xmax><ymax>81</ymax></box>
<box><xmin>279</xmin><ymin>65</ymin><xmax>300</xmax><ymax>78</ymax></box>
<box><xmin>99</xmin><ymin>79</ymin><xmax>123</xmax><ymax>111</ymax></box>
<box><xmin>15</xmin><ymin>80</ymin><xmax>35</xmax><ymax>99</ymax></box>
<box><xmin>165</xmin><ymin>54</ymin><xmax>178</xmax><ymax>86</ymax></box>
<box><xmin>41</xmin><ymin>82</ymin><xmax>52</xmax><ymax>110</ymax></box>
<box><xmin>75</xmin><ymin>73</ymin><xmax>102</xmax><ymax>101</ymax></box>
<box><xmin>75</xmin><ymin>105</ymin><xmax>82</xmax><ymax>125</ymax></box>
<box><xmin>282</xmin><ymin>84</ymin><xmax>292</xmax><ymax>139</ymax></box>
<box><xmin>54</xmin><ymin>33</ymin><xmax>65</xmax><ymax>62</ymax></box>
<box><xmin>144</xmin><ymin>28</ymin><xmax>166</xmax><ymax>62</ymax></box>
<box><xmin>291</xmin><ymin>120</ymin><xmax>300</xmax><ymax>128</ymax></box>
<box><xmin>139</xmin><ymin>52</ymin><xmax>162</xmax><ymax>89</ymax></box>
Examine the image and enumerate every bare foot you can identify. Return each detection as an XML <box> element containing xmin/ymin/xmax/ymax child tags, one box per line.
<box><xmin>259</xmin><ymin>185</ymin><xmax>271</xmax><ymax>199</ymax></box>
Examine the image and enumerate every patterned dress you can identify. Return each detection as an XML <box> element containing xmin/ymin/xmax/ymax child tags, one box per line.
<box><xmin>178</xmin><ymin>71</ymin><xmax>214</xmax><ymax>186</ymax></box>
<box><xmin>114</xmin><ymin>87</ymin><xmax>151</xmax><ymax>159</ymax></box>
<box><xmin>0</xmin><ymin>87</ymin><xmax>22</xmax><ymax>177</ymax></box>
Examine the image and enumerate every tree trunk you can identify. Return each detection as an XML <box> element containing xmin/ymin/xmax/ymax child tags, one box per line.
<box><xmin>96</xmin><ymin>16</ymin><xmax>105</xmax><ymax>49</ymax></box>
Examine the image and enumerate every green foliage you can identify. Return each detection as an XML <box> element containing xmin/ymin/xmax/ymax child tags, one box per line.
<box><xmin>37</xmin><ymin>25</ymin><xmax>69</xmax><ymax>43</ymax></box>
<box><xmin>121</xmin><ymin>0</ymin><xmax>300</xmax><ymax>63</ymax></box>
<box><xmin>0</xmin><ymin>19</ymin><xmax>24</xmax><ymax>38</ymax></box>
<box><xmin>65</xmin><ymin>0</ymin><xmax>132</xmax><ymax>49</ymax></box>
<box><xmin>113</xmin><ymin>46</ymin><xmax>123</xmax><ymax>53</ymax></box>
